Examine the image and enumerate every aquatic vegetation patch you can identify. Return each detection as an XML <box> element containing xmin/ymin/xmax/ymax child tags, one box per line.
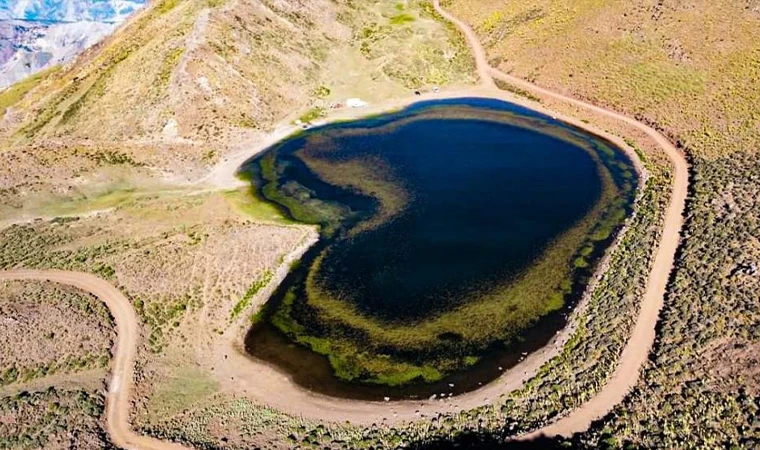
<box><xmin>244</xmin><ymin>98</ymin><xmax>637</xmax><ymax>388</ymax></box>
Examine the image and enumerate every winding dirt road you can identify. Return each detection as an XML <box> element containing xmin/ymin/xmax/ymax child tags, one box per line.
<box><xmin>0</xmin><ymin>270</ymin><xmax>187</xmax><ymax>450</ymax></box>
<box><xmin>0</xmin><ymin>1</ymin><xmax>688</xmax><ymax>447</ymax></box>
<box><xmin>429</xmin><ymin>1</ymin><xmax>688</xmax><ymax>438</ymax></box>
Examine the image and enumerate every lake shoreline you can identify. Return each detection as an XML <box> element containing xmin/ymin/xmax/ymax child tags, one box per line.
<box><xmin>197</xmin><ymin>85</ymin><xmax>652</xmax><ymax>425</ymax></box>
<box><xmin>239</xmin><ymin>98</ymin><xmax>640</xmax><ymax>399</ymax></box>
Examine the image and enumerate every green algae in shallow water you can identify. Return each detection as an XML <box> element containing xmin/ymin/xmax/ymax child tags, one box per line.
<box><xmin>243</xmin><ymin>98</ymin><xmax>638</xmax><ymax>389</ymax></box>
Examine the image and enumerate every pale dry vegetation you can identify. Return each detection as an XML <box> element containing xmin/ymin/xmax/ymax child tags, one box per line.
<box><xmin>445</xmin><ymin>0</ymin><xmax>760</xmax><ymax>160</ymax></box>
<box><xmin>0</xmin><ymin>281</ymin><xmax>114</xmax><ymax>387</ymax></box>
<box><xmin>0</xmin><ymin>191</ymin><xmax>309</xmax><ymax>353</ymax></box>
<box><xmin>139</xmin><ymin>392</ymin><xmax>384</xmax><ymax>450</ymax></box>
<box><xmin>0</xmin><ymin>189</ymin><xmax>316</xmax><ymax>446</ymax></box>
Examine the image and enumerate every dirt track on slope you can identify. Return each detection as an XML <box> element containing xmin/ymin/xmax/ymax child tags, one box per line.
<box><xmin>501</xmin><ymin>62</ymin><xmax>689</xmax><ymax>438</ymax></box>
<box><xmin>0</xmin><ymin>1</ymin><xmax>688</xmax><ymax>447</ymax></box>
<box><xmin>0</xmin><ymin>270</ymin><xmax>188</xmax><ymax>450</ymax></box>
<box><xmin>430</xmin><ymin>0</ymin><xmax>689</xmax><ymax>439</ymax></box>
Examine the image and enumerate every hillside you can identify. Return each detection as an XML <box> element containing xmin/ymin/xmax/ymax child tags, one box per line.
<box><xmin>0</xmin><ymin>0</ymin><xmax>147</xmax><ymax>87</ymax></box>
<box><xmin>0</xmin><ymin>0</ymin><xmax>473</xmax><ymax>220</ymax></box>
<box><xmin>443</xmin><ymin>0</ymin><xmax>760</xmax><ymax>447</ymax></box>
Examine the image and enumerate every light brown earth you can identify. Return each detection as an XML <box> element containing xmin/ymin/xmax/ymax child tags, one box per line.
<box><xmin>0</xmin><ymin>0</ymin><xmax>475</xmax><ymax>220</ymax></box>
<box><xmin>0</xmin><ymin>280</ymin><xmax>114</xmax><ymax>379</ymax></box>
<box><xmin>0</xmin><ymin>2</ymin><xmax>688</xmax><ymax>448</ymax></box>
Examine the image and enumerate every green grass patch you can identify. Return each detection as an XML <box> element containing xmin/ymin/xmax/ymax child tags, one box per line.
<box><xmin>230</xmin><ymin>271</ymin><xmax>274</xmax><ymax>320</ymax></box>
<box><xmin>145</xmin><ymin>366</ymin><xmax>218</xmax><ymax>419</ymax></box>
<box><xmin>312</xmin><ymin>85</ymin><xmax>331</xmax><ymax>98</ymax></box>
<box><xmin>579</xmin><ymin>244</ymin><xmax>594</xmax><ymax>257</ymax></box>
<box><xmin>155</xmin><ymin>47</ymin><xmax>184</xmax><ymax>91</ymax></box>
<box><xmin>298</xmin><ymin>107</ymin><xmax>326</xmax><ymax>123</ymax></box>
<box><xmin>32</xmin><ymin>187</ymin><xmax>139</xmax><ymax>218</ymax></box>
<box><xmin>223</xmin><ymin>187</ymin><xmax>291</xmax><ymax>224</ymax></box>
<box><xmin>390</xmin><ymin>13</ymin><xmax>415</xmax><ymax>25</ymax></box>
<box><xmin>494</xmin><ymin>78</ymin><xmax>542</xmax><ymax>103</ymax></box>
<box><xmin>573</xmin><ymin>257</ymin><xmax>590</xmax><ymax>268</ymax></box>
<box><xmin>155</xmin><ymin>0</ymin><xmax>180</xmax><ymax>14</ymax></box>
<box><xmin>0</xmin><ymin>66</ymin><xmax>58</xmax><ymax>114</ymax></box>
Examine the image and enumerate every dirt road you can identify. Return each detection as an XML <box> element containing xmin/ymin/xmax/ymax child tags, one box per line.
<box><xmin>0</xmin><ymin>270</ymin><xmax>190</xmax><ymax>450</ymax></box>
<box><xmin>0</xmin><ymin>0</ymin><xmax>688</xmax><ymax>447</ymax></box>
<box><xmin>430</xmin><ymin>0</ymin><xmax>689</xmax><ymax>439</ymax></box>
<box><xmin>500</xmin><ymin>69</ymin><xmax>689</xmax><ymax>439</ymax></box>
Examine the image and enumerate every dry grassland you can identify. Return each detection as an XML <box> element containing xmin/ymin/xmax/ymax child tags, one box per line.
<box><xmin>440</xmin><ymin>1</ymin><xmax>760</xmax><ymax>447</ymax></box>
<box><xmin>0</xmin><ymin>281</ymin><xmax>114</xmax><ymax>387</ymax></box>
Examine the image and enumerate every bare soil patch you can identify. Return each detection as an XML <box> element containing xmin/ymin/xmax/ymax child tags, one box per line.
<box><xmin>702</xmin><ymin>339</ymin><xmax>760</xmax><ymax>395</ymax></box>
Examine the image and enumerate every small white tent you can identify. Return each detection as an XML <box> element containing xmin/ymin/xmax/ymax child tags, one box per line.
<box><xmin>346</xmin><ymin>98</ymin><xmax>368</xmax><ymax>108</ymax></box>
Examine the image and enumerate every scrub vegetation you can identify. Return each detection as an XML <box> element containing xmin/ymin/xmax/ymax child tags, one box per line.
<box><xmin>0</xmin><ymin>387</ymin><xmax>113</xmax><ymax>449</ymax></box>
<box><xmin>230</xmin><ymin>271</ymin><xmax>274</xmax><ymax>320</ymax></box>
<box><xmin>575</xmin><ymin>156</ymin><xmax>760</xmax><ymax>450</ymax></box>
<box><xmin>0</xmin><ymin>192</ymin><xmax>307</xmax><ymax>354</ymax></box>
<box><xmin>0</xmin><ymin>190</ymin><xmax>314</xmax><ymax>444</ymax></box>
<box><xmin>0</xmin><ymin>281</ymin><xmax>114</xmax><ymax>387</ymax></box>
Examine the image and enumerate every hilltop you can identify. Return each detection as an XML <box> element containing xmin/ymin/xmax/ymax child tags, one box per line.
<box><xmin>0</xmin><ymin>0</ymin><xmax>473</xmax><ymax>221</ymax></box>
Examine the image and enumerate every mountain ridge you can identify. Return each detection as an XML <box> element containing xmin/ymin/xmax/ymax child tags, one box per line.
<box><xmin>0</xmin><ymin>0</ymin><xmax>147</xmax><ymax>87</ymax></box>
<box><xmin>0</xmin><ymin>0</ymin><xmax>145</xmax><ymax>23</ymax></box>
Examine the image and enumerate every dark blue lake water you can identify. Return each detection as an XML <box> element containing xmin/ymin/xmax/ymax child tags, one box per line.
<box><xmin>310</xmin><ymin>111</ymin><xmax>602</xmax><ymax>321</ymax></box>
<box><xmin>242</xmin><ymin>98</ymin><xmax>637</xmax><ymax>397</ymax></box>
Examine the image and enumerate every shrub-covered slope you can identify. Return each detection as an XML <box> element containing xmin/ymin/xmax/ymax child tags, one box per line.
<box><xmin>443</xmin><ymin>0</ymin><xmax>760</xmax><ymax>447</ymax></box>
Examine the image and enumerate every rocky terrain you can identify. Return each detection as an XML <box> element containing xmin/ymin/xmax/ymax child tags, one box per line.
<box><xmin>0</xmin><ymin>0</ymin><xmax>146</xmax><ymax>87</ymax></box>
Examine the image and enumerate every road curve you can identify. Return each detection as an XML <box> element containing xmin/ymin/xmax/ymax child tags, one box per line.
<box><xmin>0</xmin><ymin>2</ymin><xmax>688</xmax><ymax>447</ymax></box>
<box><xmin>501</xmin><ymin>61</ymin><xmax>689</xmax><ymax>438</ymax></box>
<box><xmin>430</xmin><ymin>0</ymin><xmax>689</xmax><ymax>439</ymax></box>
<box><xmin>432</xmin><ymin>0</ymin><xmax>494</xmax><ymax>89</ymax></box>
<box><xmin>0</xmin><ymin>270</ymin><xmax>190</xmax><ymax>450</ymax></box>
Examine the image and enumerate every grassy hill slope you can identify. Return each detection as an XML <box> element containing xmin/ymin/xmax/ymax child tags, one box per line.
<box><xmin>444</xmin><ymin>0</ymin><xmax>759</xmax><ymax>447</ymax></box>
<box><xmin>0</xmin><ymin>0</ymin><xmax>474</xmax><ymax>219</ymax></box>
